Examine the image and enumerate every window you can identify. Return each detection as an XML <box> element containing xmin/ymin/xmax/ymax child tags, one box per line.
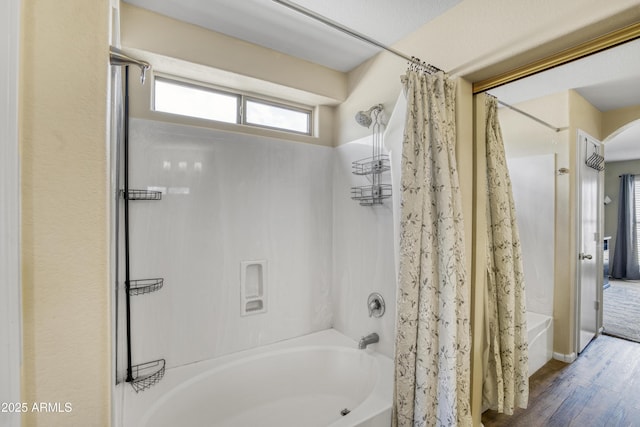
<box><xmin>153</xmin><ymin>77</ymin><xmax>312</xmax><ymax>135</ymax></box>
<box><xmin>245</xmin><ymin>98</ymin><xmax>311</xmax><ymax>134</ymax></box>
<box><xmin>154</xmin><ymin>78</ymin><xmax>239</xmax><ymax>123</ymax></box>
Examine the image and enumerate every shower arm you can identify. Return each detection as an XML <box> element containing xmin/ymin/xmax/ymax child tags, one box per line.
<box><xmin>109</xmin><ymin>47</ymin><xmax>151</xmax><ymax>84</ymax></box>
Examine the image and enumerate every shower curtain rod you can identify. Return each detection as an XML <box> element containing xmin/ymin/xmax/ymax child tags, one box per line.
<box><xmin>109</xmin><ymin>47</ymin><xmax>151</xmax><ymax>84</ymax></box>
<box><xmin>497</xmin><ymin>100</ymin><xmax>568</xmax><ymax>133</ymax></box>
<box><xmin>271</xmin><ymin>0</ymin><xmax>441</xmax><ymax>73</ymax></box>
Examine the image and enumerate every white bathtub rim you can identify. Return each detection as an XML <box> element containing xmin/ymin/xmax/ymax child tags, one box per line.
<box><xmin>526</xmin><ymin>312</ymin><xmax>552</xmax><ymax>344</ymax></box>
<box><xmin>139</xmin><ymin>346</ymin><xmax>380</xmax><ymax>426</ymax></box>
<box><xmin>121</xmin><ymin>329</ymin><xmax>393</xmax><ymax>427</ymax></box>
<box><xmin>526</xmin><ymin>311</ymin><xmax>553</xmax><ymax>377</ymax></box>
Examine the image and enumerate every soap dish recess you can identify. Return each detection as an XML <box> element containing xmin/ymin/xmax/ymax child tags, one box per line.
<box><xmin>240</xmin><ymin>260</ymin><xmax>267</xmax><ymax>316</ymax></box>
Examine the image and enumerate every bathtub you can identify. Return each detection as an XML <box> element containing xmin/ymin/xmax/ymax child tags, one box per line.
<box><xmin>120</xmin><ymin>329</ymin><xmax>393</xmax><ymax>427</ymax></box>
<box><xmin>527</xmin><ymin>311</ymin><xmax>553</xmax><ymax>377</ymax></box>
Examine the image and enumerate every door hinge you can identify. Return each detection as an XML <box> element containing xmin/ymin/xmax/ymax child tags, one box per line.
<box><xmin>595</xmin><ymin>300</ymin><xmax>600</xmax><ymax>311</ymax></box>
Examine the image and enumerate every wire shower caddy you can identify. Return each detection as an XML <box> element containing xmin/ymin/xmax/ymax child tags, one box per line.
<box><xmin>351</xmin><ymin>105</ymin><xmax>392</xmax><ymax>206</ymax></box>
<box><xmin>113</xmin><ymin>63</ymin><xmax>166</xmax><ymax>393</ymax></box>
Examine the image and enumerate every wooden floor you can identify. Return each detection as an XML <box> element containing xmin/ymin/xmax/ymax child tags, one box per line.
<box><xmin>482</xmin><ymin>334</ymin><xmax>640</xmax><ymax>426</ymax></box>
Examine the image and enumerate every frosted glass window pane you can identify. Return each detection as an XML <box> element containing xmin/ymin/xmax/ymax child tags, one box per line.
<box><xmin>154</xmin><ymin>79</ymin><xmax>238</xmax><ymax>123</ymax></box>
<box><xmin>245</xmin><ymin>100</ymin><xmax>310</xmax><ymax>134</ymax></box>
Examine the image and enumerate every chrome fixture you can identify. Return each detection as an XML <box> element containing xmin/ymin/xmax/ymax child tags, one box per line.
<box><xmin>496</xmin><ymin>99</ymin><xmax>567</xmax><ymax>133</ymax></box>
<box><xmin>109</xmin><ymin>46</ymin><xmax>151</xmax><ymax>84</ymax></box>
<box><xmin>367</xmin><ymin>292</ymin><xmax>385</xmax><ymax>318</ymax></box>
<box><xmin>351</xmin><ymin>104</ymin><xmax>392</xmax><ymax>206</ymax></box>
<box><xmin>358</xmin><ymin>333</ymin><xmax>379</xmax><ymax>349</ymax></box>
<box><xmin>355</xmin><ymin>104</ymin><xmax>382</xmax><ymax>128</ymax></box>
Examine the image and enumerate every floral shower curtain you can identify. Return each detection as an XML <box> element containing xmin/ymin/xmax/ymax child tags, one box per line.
<box><xmin>482</xmin><ymin>94</ymin><xmax>529</xmax><ymax>415</ymax></box>
<box><xmin>393</xmin><ymin>70</ymin><xmax>472</xmax><ymax>427</ymax></box>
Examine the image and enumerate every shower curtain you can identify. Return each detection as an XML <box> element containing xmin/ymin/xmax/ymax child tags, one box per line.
<box><xmin>393</xmin><ymin>70</ymin><xmax>472</xmax><ymax>427</ymax></box>
<box><xmin>482</xmin><ymin>95</ymin><xmax>529</xmax><ymax>415</ymax></box>
<box><xmin>611</xmin><ymin>174</ymin><xmax>640</xmax><ymax>280</ymax></box>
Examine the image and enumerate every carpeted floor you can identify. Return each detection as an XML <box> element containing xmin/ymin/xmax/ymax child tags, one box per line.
<box><xmin>603</xmin><ymin>280</ymin><xmax>640</xmax><ymax>342</ymax></box>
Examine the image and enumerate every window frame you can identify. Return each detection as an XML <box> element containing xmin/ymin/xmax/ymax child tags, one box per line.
<box><xmin>153</xmin><ymin>76</ymin><xmax>242</xmax><ymax>124</ymax></box>
<box><xmin>152</xmin><ymin>75</ymin><xmax>313</xmax><ymax>136</ymax></box>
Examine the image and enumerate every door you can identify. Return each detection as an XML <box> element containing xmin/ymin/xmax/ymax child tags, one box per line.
<box><xmin>577</xmin><ymin>130</ymin><xmax>603</xmax><ymax>353</ymax></box>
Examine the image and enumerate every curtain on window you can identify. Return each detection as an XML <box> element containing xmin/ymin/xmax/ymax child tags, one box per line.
<box><xmin>611</xmin><ymin>174</ymin><xmax>640</xmax><ymax>280</ymax></box>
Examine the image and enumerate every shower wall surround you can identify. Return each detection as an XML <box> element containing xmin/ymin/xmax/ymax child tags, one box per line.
<box><xmin>332</xmin><ymin>139</ymin><xmax>397</xmax><ymax>358</ymax></box>
<box><xmin>122</xmin><ymin>119</ymin><xmax>333</xmax><ymax>372</ymax></box>
<box><xmin>507</xmin><ymin>154</ymin><xmax>555</xmax><ymax>316</ymax></box>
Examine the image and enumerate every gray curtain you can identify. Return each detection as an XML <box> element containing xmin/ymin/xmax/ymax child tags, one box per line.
<box><xmin>393</xmin><ymin>70</ymin><xmax>471</xmax><ymax>427</ymax></box>
<box><xmin>611</xmin><ymin>174</ymin><xmax>640</xmax><ymax>280</ymax></box>
<box><xmin>482</xmin><ymin>95</ymin><xmax>529</xmax><ymax>415</ymax></box>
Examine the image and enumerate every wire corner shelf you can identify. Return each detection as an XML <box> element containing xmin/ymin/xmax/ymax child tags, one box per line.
<box><xmin>128</xmin><ymin>278</ymin><xmax>164</xmax><ymax>296</ymax></box>
<box><xmin>123</xmin><ymin>189</ymin><xmax>163</xmax><ymax>201</ymax></box>
<box><xmin>351</xmin><ymin>184</ymin><xmax>392</xmax><ymax>206</ymax></box>
<box><xmin>130</xmin><ymin>359</ymin><xmax>166</xmax><ymax>393</ymax></box>
<box><xmin>351</xmin><ymin>155</ymin><xmax>390</xmax><ymax>176</ymax></box>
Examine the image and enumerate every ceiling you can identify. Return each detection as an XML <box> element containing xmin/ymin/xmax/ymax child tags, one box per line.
<box><xmin>489</xmin><ymin>37</ymin><xmax>640</xmax><ymax>162</ymax></box>
<box><xmin>123</xmin><ymin>0</ymin><xmax>462</xmax><ymax>72</ymax></box>
<box><xmin>123</xmin><ymin>0</ymin><xmax>639</xmax><ymax>160</ymax></box>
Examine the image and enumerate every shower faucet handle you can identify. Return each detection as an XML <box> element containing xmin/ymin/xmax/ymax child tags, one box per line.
<box><xmin>367</xmin><ymin>293</ymin><xmax>385</xmax><ymax>318</ymax></box>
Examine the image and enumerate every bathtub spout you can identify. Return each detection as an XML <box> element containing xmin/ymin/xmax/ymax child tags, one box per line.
<box><xmin>358</xmin><ymin>333</ymin><xmax>379</xmax><ymax>349</ymax></box>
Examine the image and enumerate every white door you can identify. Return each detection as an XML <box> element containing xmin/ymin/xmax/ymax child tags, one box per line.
<box><xmin>577</xmin><ymin>130</ymin><xmax>603</xmax><ymax>354</ymax></box>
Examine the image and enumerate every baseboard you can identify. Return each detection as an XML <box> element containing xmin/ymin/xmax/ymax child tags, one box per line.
<box><xmin>553</xmin><ymin>352</ymin><xmax>576</xmax><ymax>363</ymax></box>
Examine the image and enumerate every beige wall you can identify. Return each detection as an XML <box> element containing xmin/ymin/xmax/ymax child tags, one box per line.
<box><xmin>603</xmin><ymin>105</ymin><xmax>640</xmax><ymax>140</ymax></box>
<box><xmin>337</xmin><ymin>0</ymin><xmax>640</xmax><ymax>146</ymax></box>
<box><xmin>120</xmin><ymin>3</ymin><xmax>346</xmax><ymax>104</ymax></box>
<box><xmin>20</xmin><ymin>0</ymin><xmax>111</xmax><ymax>426</ymax></box>
<box><xmin>569</xmin><ymin>90</ymin><xmax>603</xmax><ymax>141</ymax></box>
<box><xmin>120</xmin><ymin>3</ymin><xmax>342</xmax><ymax>147</ymax></box>
<box><xmin>500</xmin><ymin>92</ymin><xmax>570</xmax><ymax>158</ymax></box>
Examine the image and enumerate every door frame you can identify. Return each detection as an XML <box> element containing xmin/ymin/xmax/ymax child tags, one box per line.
<box><xmin>1</xmin><ymin>0</ymin><xmax>22</xmax><ymax>424</ymax></box>
<box><xmin>574</xmin><ymin>129</ymin><xmax>604</xmax><ymax>354</ymax></box>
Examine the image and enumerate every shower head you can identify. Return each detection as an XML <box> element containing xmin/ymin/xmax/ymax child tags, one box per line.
<box><xmin>355</xmin><ymin>104</ymin><xmax>383</xmax><ymax>128</ymax></box>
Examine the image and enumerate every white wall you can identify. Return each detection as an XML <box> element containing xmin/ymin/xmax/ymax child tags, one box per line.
<box><xmin>332</xmin><ymin>140</ymin><xmax>397</xmax><ymax>358</ymax></box>
<box><xmin>117</xmin><ymin>113</ymin><xmax>399</xmax><ymax>377</ymax></box>
<box><xmin>0</xmin><ymin>1</ymin><xmax>21</xmax><ymax>427</ymax></box>
<box><xmin>507</xmin><ymin>155</ymin><xmax>556</xmax><ymax>316</ymax></box>
<box><xmin>119</xmin><ymin>119</ymin><xmax>334</xmax><ymax>373</ymax></box>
